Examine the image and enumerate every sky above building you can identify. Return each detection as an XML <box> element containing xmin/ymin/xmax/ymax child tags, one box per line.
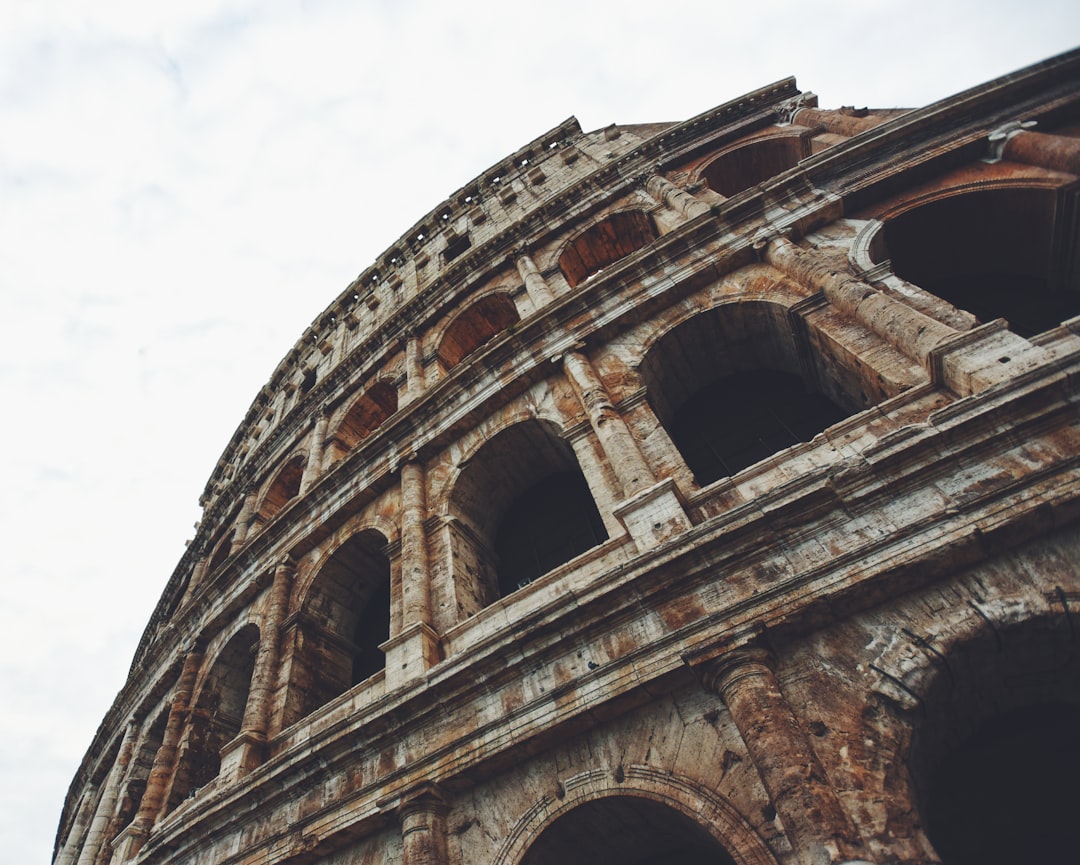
<box><xmin>2</xmin><ymin>1</ymin><xmax>1077</xmax><ymax>861</ymax></box>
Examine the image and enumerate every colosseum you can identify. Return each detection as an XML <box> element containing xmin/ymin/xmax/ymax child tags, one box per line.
<box><xmin>55</xmin><ymin>50</ymin><xmax>1080</xmax><ymax>865</ymax></box>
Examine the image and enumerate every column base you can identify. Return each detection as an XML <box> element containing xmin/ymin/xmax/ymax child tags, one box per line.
<box><xmin>380</xmin><ymin>622</ymin><xmax>441</xmax><ymax>690</ymax></box>
<box><xmin>218</xmin><ymin>730</ymin><xmax>266</xmax><ymax>781</ymax></box>
<box><xmin>613</xmin><ymin>477</ymin><xmax>692</xmax><ymax>552</ymax></box>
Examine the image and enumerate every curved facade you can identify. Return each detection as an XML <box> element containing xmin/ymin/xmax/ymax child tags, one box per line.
<box><xmin>56</xmin><ymin>52</ymin><xmax>1080</xmax><ymax>865</ymax></box>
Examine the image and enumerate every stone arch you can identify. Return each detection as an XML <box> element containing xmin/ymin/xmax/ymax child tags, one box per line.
<box><xmin>205</xmin><ymin>529</ymin><xmax>233</xmax><ymax>576</ymax></box>
<box><xmin>436</xmin><ymin>291</ymin><xmax>520</xmax><ymax>372</ymax></box>
<box><xmin>166</xmin><ymin>623</ymin><xmax>260</xmax><ymax>811</ymax></box>
<box><xmin>328</xmin><ymin>378</ymin><xmax>399</xmax><ymax>453</ymax></box>
<box><xmin>445</xmin><ymin>416</ymin><xmax>609</xmax><ymax>604</ymax></box>
<box><xmin>870</xmin><ymin>181</ymin><xmax>1080</xmax><ymax>337</ymax></box>
<box><xmin>255</xmin><ymin>454</ymin><xmax>306</xmax><ymax>523</ymax></box>
<box><xmin>865</xmin><ymin>588</ymin><xmax>1078</xmax><ymax>865</ymax></box>
<box><xmin>494</xmin><ymin>768</ymin><xmax>777</xmax><ymax>865</ymax></box>
<box><xmin>114</xmin><ymin>708</ymin><xmax>169</xmax><ymax>834</ymax></box>
<box><xmin>636</xmin><ymin>299</ymin><xmax>852</xmax><ymax>487</ymax></box>
<box><xmin>281</xmin><ymin>527</ymin><xmax>393</xmax><ymax>725</ymax></box>
<box><xmin>700</xmin><ymin>132</ymin><xmax>809</xmax><ymax>197</ymax></box>
<box><xmin>558</xmin><ymin>209</ymin><xmax>659</xmax><ymax>288</ymax></box>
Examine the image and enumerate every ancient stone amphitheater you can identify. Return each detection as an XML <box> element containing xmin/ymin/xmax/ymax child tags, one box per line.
<box><xmin>56</xmin><ymin>50</ymin><xmax>1080</xmax><ymax>865</ymax></box>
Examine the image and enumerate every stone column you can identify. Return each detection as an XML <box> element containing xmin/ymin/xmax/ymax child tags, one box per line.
<box><xmin>791</xmin><ymin>107</ymin><xmax>888</xmax><ymax>138</ymax></box>
<box><xmin>230</xmin><ymin>488</ymin><xmax>259</xmax><ymax>554</ymax></box>
<box><xmin>300</xmin><ymin>412</ymin><xmax>329</xmax><ymax>493</ymax></box>
<box><xmin>561</xmin><ymin>350</ymin><xmax>654</xmax><ymax>499</ymax></box>
<box><xmin>399</xmin><ymin>784</ymin><xmax>449</xmax><ymax>865</ymax></box>
<box><xmin>405</xmin><ymin>334</ymin><xmax>425</xmax><ymax>404</ymax></box>
<box><xmin>54</xmin><ymin>785</ymin><xmax>100</xmax><ymax>865</ymax></box>
<box><xmin>516</xmin><ymin>252</ymin><xmax>555</xmax><ymax>306</ymax></box>
<box><xmin>381</xmin><ymin>459</ymin><xmax>440</xmax><ymax>686</ymax></box>
<box><xmin>562</xmin><ymin>349</ymin><xmax>691</xmax><ymax>551</ymax></box>
<box><xmin>124</xmin><ymin>649</ymin><xmax>202</xmax><ymax>850</ymax></box>
<box><xmin>74</xmin><ymin>722</ymin><xmax>137</xmax><ymax>865</ymax></box>
<box><xmin>1000</xmin><ymin>128</ymin><xmax>1080</xmax><ymax>175</ymax></box>
<box><xmin>763</xmin><ymin>236</ymin><xmax>956</xmax><ymax>367</ymax></box>
<box><xmin>701</xmin><ymin>648</ymin><xmax>863</xmax><ymax>865</ymax></box>
<box><xmin>220</xmin><ymin>558</ymin><xmax>295</xmax><ymax>777</ymax></box>
<box><xmin>645</xmin><ymin>174</ymin><xmax>711</xmax><ymax>221</ymax></box>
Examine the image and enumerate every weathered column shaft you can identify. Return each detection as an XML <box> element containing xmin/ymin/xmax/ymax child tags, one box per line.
<box><xmin>703</xmin><ymin>648</ymin><xmax>861</xmax><ymax>864</ymax></box>
<box><xmin>74</xmin><ymin>723</ymin><xmax>138</xmax><ymax>865</ymax></box>
<box><xmin>399</xmin><ymin>788</ymin><xmax>449</xmax><ymax>865</ymax></box>
<box><xmin>1002</xmin><ymin>128</ymin><xmax>1080</xmax><ymax>176</ymax></box>
<box><xmin>230</xmin><ymin>489</ymin><xmax>259</xmax><ymax>554</ymax></box>
<box><xmin>516</xmin><ymin>253</ymin><xmax>556</xmax><ymax>306</ymax></box>
<box><xmin>132</xmin><ymin>650</ymin><xmax>203</xmax><ymax>833</ymax></box>
<box><xmin>400</xmin><ymin>460</ymin><xmax>432</xmax><ymax>628</ymax></box>
<box><xmin>792</xmin><ymin>107</ymin><xmax>888</xmax><ymax>138</ymax></box>
<box><xmin>405</xmin><ymin>334</ymin><xmax>425</xmax><ymax>404</ymax></box>
<box><xmin>240</xmin><ymin>558</ymin><xmax>295</xmax><ymax>739</ymax></box>
<box><xmin>645</xmin><ymin>174</ymin><xmax>711</xmax><ymax>220</ymax></box>
<box><xmin>562</xmin><ymin>350</ymin><xmax>654</xmax><ymax>498</ymax></box>
<box><xmin>764</xmin><ymin>236</ymin><xmax>956</xmax><ymax>368</ymax></box>
<box><xmin>54</xmin><ymin>784</ymin><xmax>100</xmax><ymax>865</ymax></box>
<box><xmin>300</xmin><ymin>413</ymin><xmax>330</xmax><ymax>494</ymax></box>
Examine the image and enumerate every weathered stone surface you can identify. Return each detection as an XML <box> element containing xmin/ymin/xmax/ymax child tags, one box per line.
<box><xmin>56</xmin><ymin>51</ymin><xmax>1080</xmax><ymax>865</ymax></box>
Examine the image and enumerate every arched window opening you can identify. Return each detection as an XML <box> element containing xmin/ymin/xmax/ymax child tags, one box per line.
<box><xmin>672</xmin><ymin>369</ymin><xmax>846</xmax><ymax>486</ymax></box>
<box><xmin>335</xmin><ymin>381</ymin><xmax>398</xmax><ymax>451</ymax></box>
<box><xmin>520</xmin><ymin>796</ymin><xmax>737</xmax><ymax>865</ymax></box>
<box><xmin>167</xmin><ymin>625</ymin><xmax>258</xmax><ymax>811</ymax></box>
<box><xmin>206</xmin><ymin>531</ymin><xmax>233</xmax><ymax>575</ymax></box>
<box><xmin>437</xmin><ymin>293</ymin><xmax>520</xmax><ymax>371</ymax></box>
<box><xmin>115</xmin><ymin>711</ymin><xmax>168</xmax><ymax>833</ymax></box>
<box><xmin>449</xmin><ymin>419</ymin><xmax>607</xmax><ymax>607</ymax></box>
<box><xmin>559</xmin><ymin>210</ymin><xmax>659</xmax><ymax>288</ymax></box>
<box><xmin>882</xmin><ymin>187</ymin><xmax>1080</xmax><ymax>337</ymax></box>
<box><xmin>289</xmin><ymin>530</ymin><xmax>391</xmax><ymax>720</ymax></box>
<box><xmin>494</xmin><ymin>470</ymin><xmax>608</xmax><ymax>596</ymax></box>
<box><xmin>702</xmin><ymin>135</ymin><xmax>807</xmax><ymax>197</ymax></box>
<box><xmin>639</xmin><ymin>303</ymin><xmax>854</xmax><ymax>487</ymax></box>
<box><xmin>257</xmin><ymin>456</ymin><xmax>305</xmax><ymax>522</ymax></box>
<box><xmin>925</xmin><ymin>702</ymin><xmax>1080</xmax><ymax>865</ymax></box>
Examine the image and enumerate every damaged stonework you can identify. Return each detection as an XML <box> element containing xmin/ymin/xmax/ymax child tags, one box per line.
<box><xmin>57</xmin><ymin>49</ymin><xmax>1080</xmax><ymax>865</ymax></box>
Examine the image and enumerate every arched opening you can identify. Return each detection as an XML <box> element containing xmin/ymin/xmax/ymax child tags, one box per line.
<box><xmin>671</xmin><ymin>369</ymin><xmax>847</xmax><ymax>485</ymax></box>
<box><xmin>333</xmin><ymin>381</ymin><xmax>398</xmax><ymax>451</ymax></box>
<box><xmin>448</xmin><ymin>419</ymin><xmax>607</xmax><ymax>606</ymax></box>
<box><xmin>206</xmin><ymin>531</ymin><xmax>233</xmax><ymax>575</ymax></box>
<box><xmin>882</xmin><ymin>186</ymin><xmax>1080</xmax><ymax>337</ymax></box>
<box><xmin>286</xmin><ymin>530</ymin><xmax>391</xmax><ymax>721</ymax></box>
<box><xmin>167</xmin><ymin>624</ymin><xmax>258</xmax><ymax>810</ymax></box>
<box><xmin>702</xmin><ymin>135</ymin><xmax>807</xmax><ymax>197</ymax></box>
<box><xmin>558</xmin><ymin>211</ymin><xmax>659</xmax><ymax>288</ymax></box>
<box><xmin>925</xmin><ymin>702</ymin><xmax>1080</xmax><ymax>865</ymax></box>
<box><xmin>638</xmin><ymin>303</ymin><xmax>852</xmax><ymax>487</ymax></box>
<box><xmin>257</xmin><ymin>455</ymin><xmax>305</xmax><ymax>523</ymax></box>
<box><xmin>437</xmin><ymin>293</ymin><xmax>520</xmax><ymax>371</ymax></box>
<box><xmin>907</xmin><ymin>613</ymin><xmax>1080</xmax><ymax>865</ymax></box>
<box><xmin>114</xmin><ymin>710</ymin><xmax>168</xmax><ymax>833</ymax></box>
<box><xmin>520</xmin><ymin>795</ymin><xmax>737</xmax><ymax>865</ymax></box>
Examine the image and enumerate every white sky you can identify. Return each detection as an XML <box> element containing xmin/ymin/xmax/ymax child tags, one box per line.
<box><xmin>2</xmin><ymin>1</ymin><xmax>1076</xmax><ymax>861</ymax></box>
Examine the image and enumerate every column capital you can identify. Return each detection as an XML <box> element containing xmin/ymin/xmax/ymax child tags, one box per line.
<box><xmin>698</xmin><ymin>646</ymin><xmax>775</xmax><ymax>699</ymax></box>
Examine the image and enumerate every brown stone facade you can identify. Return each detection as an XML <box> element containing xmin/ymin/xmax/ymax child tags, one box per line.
<box><xmin>56</xmin><ymin>50</ymin><xmax>1080</xmax><ymax>865</ymax></box>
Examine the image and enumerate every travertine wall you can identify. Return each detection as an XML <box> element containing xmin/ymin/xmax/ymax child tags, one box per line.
<box><xmin>56</xmin><ymin>50</ymin><xmax>1080</xmax><ymax>865</ymax></box>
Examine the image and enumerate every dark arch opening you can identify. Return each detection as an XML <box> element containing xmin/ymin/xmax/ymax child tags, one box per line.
<box><xmin>449</xmin><ymin>419</ymin><xmax>607</xmax><ymax>607</ymax></box>
<box><xmin>167</xmin><ymin>624</ymin><xmax>259</xmax><ymax>810</ymax></box>
<box><xmin>702</xmin><ymin>135</ymin><xmax>807</xmax><ymax>197</ymax></box>
<box><xmin>258</xmin><ymin>456</ymin><xmax>305</xmax><ymax>522</ymax></box>
<box><xmin>289</xmin><ymin>530</ymin><xmax>391</xmax><ymax>721</ymax></box>
<box><xmin>437</xmin><ymin>293</ymin><xmax>520</xmax><ymax>371</ymax></box>
<box><xmin>882</xmin><ymin>186</ymin><xmax>1080</xmax><ymax>337</ymax></box>
<box><xmin>559</xmin><ymin>211</ymin><xmax>659</xmax><ymax>288</ymax></box>
<box><xmin>334</xmin><ymin>380</ymin><xmax>398</xmax><ymax>451</ymax></box>
<box><xmin>494</xmin><ymin>470</ymin><xmax>608</xmax><ymax>596</ymax></box>
<box><xmin>925</xmin><ymin>702</ymin><xmax>1080</xmax><ymax>865</ymax></box>
<box><xmin>671</xmin><ymin>369</ymin><xmax>846</xmax><ymax>486</ymax></box>
<box><xmin>521</xmin><ymin>796</ymin><xmax>737</xmax><ymax>865</ymax></box>
<box><xmin>639</xmin><ymin>303</ymin><xmax>853</xmax><ymax>487</ymax></box>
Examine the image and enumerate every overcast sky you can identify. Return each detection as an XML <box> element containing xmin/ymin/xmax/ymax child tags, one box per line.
<box><xmin>3</xmin><ymin>2</ymin><xmax>1077</xmax><ymax>861</ymax></box>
